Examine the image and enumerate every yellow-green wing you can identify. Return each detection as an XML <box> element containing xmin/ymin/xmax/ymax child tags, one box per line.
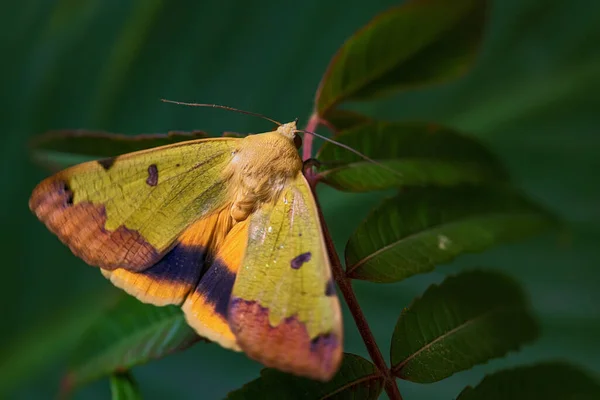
<box><xmin>30</xmin><ymin>137</ymin><xmax>237</xmax><ymax>271</ymax></box>
<box><xmin>228</xmin><ymin>174</ymin><xmax>343</xmax><ymax>381</ymax></box>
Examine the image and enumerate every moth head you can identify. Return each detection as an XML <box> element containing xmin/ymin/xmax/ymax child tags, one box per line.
<box><xmin>276</xmin><ymin>119</ymin><xmax>298</xmax><ymax>140</ymax></box>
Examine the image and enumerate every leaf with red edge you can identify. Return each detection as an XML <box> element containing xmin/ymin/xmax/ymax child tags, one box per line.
<box><xmin>457</xmin><ymin>362</ymin><xmax>600</xmax><ymax>400</ymax></box>
<box><xmin>391</xmin><ymin>270</ymin><xmax>539</xmax><ymax>383</ymax></box>
<box><xmin>226</xmin><ymin>354</ymin><xmax>384</xmax><ymax>400</ymax></box>
<box><xmin>64</xmin><ymin>296</ymin><xmax>201</xmax><ymax>392</ymax></box>
<box><xmin>321</xmin><ymin>109</ymin><xmax>373</xmax><ymax>133</ymax></box>
<box><xmin>30</xmin><ymin>129</ymin><xmax>208</xmax><ymax>171</ymax></box>
<box><xmin>315</xmin><ymin>0</ymin><xmax>488</xmax><ymax>115</ymax></box>
<box><xmin>317</xmin><ymin>121</ymin><xmax>508</xmax><ymax>193</ymax></box>
<box><xmin>345</xmin><ymin>186</ymin><xmax>556</xmax><ymax>282</ymax></box>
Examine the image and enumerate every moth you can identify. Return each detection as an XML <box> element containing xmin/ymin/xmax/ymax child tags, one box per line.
<box><xmin>29</xmin><ymin>115</ymin><xmax>343</xmax><ymax>381</ymax></box>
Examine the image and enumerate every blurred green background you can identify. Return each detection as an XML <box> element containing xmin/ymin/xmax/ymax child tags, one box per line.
<box><xmin>1</xmin><ymin>0</ymin><xmax>598</xmax><ymax>399</ymax></box>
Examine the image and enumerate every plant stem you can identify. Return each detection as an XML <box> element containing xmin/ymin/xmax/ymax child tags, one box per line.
<box><xmin>302</xmin><ymin>113</ymin><xmax>320</xmax><ymax>162</ymax></box>
<box><xmin>304</xmin><ymin>114</ymin><xmax>402</xmax><ymax>400</ymax></box>
<box><xmin>321</xmin><ymin>217</ymin><xmax>403</xmax><ymax>400</ymax></box>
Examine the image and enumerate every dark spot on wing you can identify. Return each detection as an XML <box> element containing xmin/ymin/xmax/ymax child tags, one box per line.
<box><xmin>98</xmin><ymin>157</ymin><xmax>116</xmax><ymax>170</ymax></box>
<box><xmin>325</xmin><ymin>279</ymin><xmax>336</xmax><ymax>296</ymax></box>
<box><xmin>146</xmin><ymin>164</ymin><xmax>158</xmax><ymax>186</ymax></box>
<box><xmin>310</xmin><ymin>333</ymin><xmax>339</xmax><ymax>353</ymax></box>
<box><xmin>61</xmin><ymin>181</ymin><xmax>74</xmax><ymax>205</ymax></box>
<box><xmin>291</xmin><ymin>252</ymin><xmax>311</xmax><ymax>269</ymax></box>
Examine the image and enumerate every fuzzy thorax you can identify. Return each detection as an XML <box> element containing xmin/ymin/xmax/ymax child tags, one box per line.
<box><xmin>224</xmin><ymin>122</ymin><xmax>303</xmax><ymax>222</ymax></box>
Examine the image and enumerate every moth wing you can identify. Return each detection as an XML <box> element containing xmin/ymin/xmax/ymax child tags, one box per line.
<box><xmin>104</xmin><ymin>205</ymin><xmax>246</xmax><ymax>351</ymax></box>
<box><xmin>181</xmin><ymin>216</ymin><xmax>250</xmax><ymax>351</ymax></box>
<box><xmin>228</xmin><ymin>174</ymin><xmax>343</xmax><ymax>381</ymax></box>
<box><xmin>101</xmin><ymin>207</ymin><xmax>231</xmax><ymax>306</ymax></box>
<box><xmin>30</xmin><ymin>137</ymin><xmax>237</xmax><ymax>271</ymax></box>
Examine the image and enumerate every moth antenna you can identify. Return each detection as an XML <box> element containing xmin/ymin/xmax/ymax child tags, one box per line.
<box><xmin>160</xmin><ymin>99</ymin><xmax>282</xmax><ymax>126</ymax></box>
<box><xmin>296</xmin><ymin>129</ymin><xmax>403</xmax><ymax>179</ymax></box>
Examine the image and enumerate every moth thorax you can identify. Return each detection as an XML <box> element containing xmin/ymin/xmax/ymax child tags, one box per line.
<box><xmin>225</xmin><ymin>128</ymin><xmax>302</xmax><ymax>222</ymax></box>
<box><xmin>229</xmin><ymin>174</ymin><xmax>291</xmax><ymax>222</ymax></box>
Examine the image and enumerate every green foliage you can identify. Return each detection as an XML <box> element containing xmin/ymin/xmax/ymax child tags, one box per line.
<box><xmin>391</xmin><ymin>270</ymin><xmax>538</xmax><ymax>382</ymax></box>
<box><xmin>13</xmin><ymin>0</ymin><xmax>598</xmax><ymax>399</ymax></box>
<box><xmin>457</xmin><ymin>362</ymin><xmax>600</xmax><ymax>400</ymax></box>
<box><xmin>319</xmin><ymin>110</ymin><xmax>373</xmax><ymax>133</ymax></box>
<box><xmin>227</xmin><ymin>354</ymin><xmax>383</xmax><ymax>400</ymax></box>
<box><xmin>110</xmin><ymin>372</ymin><xmax>142</xmax><ymax>400</ymax></box>
<box><xmin>315</xmin><ymin>0</ymin><xmax>487</xmax><ymax>115</ymax></box>
<box><xmin>65</xmin><ymin>296</ymin><xmax>200</xmax><ymax>391</ymax></box>
<box><xmin>31</xmin><ymin>130</ymin><xmax>207</xmax><ymax>170</ymax></box>
<box><xmin>345</xmin><ymin>186</ymin><xmax>556</xmax><ymax>282</ymax></box>
<box><xmin>317</xmin><ymin>122</ymin><xmax>508</xmax><ymax>192</ymax></box>
<box><xmin>0</xmin><ymin>289</ymin><xmax>121</xmax><ymax>397</ymax></box>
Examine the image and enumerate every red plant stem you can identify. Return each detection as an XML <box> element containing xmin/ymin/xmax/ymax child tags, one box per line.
<box><xmin>302</xmin><ymin>113</ymin><xmax>320</xmax><ymax>162</ymax></box>
<box><xmin>321</xmin><ymin>217</ymin><xmax>403</xmax><ymax>400</ymax></box>
<box><xmin>304</xmin><ymin>115</ymin><xmax>402</xmax><ymax>400</ymax></box>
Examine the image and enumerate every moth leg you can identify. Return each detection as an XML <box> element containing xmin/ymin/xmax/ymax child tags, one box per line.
<box><xmin>302</xmin><ymin>158</ymin><xmax>321</xmax><ymax>174</ymax></box>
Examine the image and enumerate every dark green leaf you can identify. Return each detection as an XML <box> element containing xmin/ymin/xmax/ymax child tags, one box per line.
<box><xmin>457</xmin><ymin>362</ymin><xmax>600</xmax><ymax>400</ymax></box>
<box><xmin>315</xmin><ymin>0</ymin><xmax>487</xmax><ymax>115</ymax></box>
<box><xmin>317</xmin><ymin>122</ymin><xmax>507</xmax><ymax>192</ymax></box>
<box><xmin>321</xmin><ymin>109</ymin><xmax>373</xmax><ymax>133</ymax></box>
<box><xmin>30</xmin><ymin>130</ymin><xmax>207</xmax><ymax>170</ymax></box>
<box><xmin>110</xmin><ymin>371</ymin><xmax>142</xmax><ymax>400</ymax></box>
<box><xmin>226</xmin><ymin>353</ymin><xmax>383</xmax><ymax>400</ymax></box>
<box><xmin>0</xmin><ymin>289</ymin><xmax>121</xmax><ymax>397</ymax></box>
<box><xmin>346</xmin><ymin>186</ymin><xmax>555</xmax><ymax>282</ymax></box>
<box><xmin>391</xmin><ymin>270</ymin><xmax>539</xmax><ymax>383</ymax></box>
<box><xmin>65</xmin><ymin>296</ymin><xmax>200</xmax><ymax>390</ymax></box>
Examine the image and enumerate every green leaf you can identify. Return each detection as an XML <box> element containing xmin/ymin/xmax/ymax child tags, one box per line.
<box><xmin>315</xmin><ymin>0</ymin><xmax>487</xmax><ymax>115</ymax></box>
<box><xmin>317</xmin><ymin>122</ymin><xmax>507</xmax><ymax>192</ymax></box>
<box><xmin>110</xmin><ymin>371</ymin><xmax>142</xmax><ymax>400</ymax></box>
<box><xmin>226</xmin><ymin>354</ymin><xmax>383</xmax><ymax>400</ymax></box>
<box><xmin>321</xmin><ymin>109</ymin><xmax>373</xmax><ymax>133</ymax></box>
<box><xmin>0</xmin><ymin>289</ymin><xmax>121</xmax><ymax>397</ymax></box>
<box><xmin>345</xmin><ymin>186</ymin><xmax>555</xmax><ymax>282</ymax></box>
<box><xmin>30</xmin><ymin>130</ymin><xmax>207</xmax><ymax>170</ymax></box>
<box><xmin>64</xmin><ymin>296</ymin><xmax>200</xmax><ymax>391</ymax></box>
<box><xmin>391</xmin><ymin>270</ymin><xmax>539</xmax><ymax>383</ymax></box>
<box><xmin>457</xmin><ymin>362</ymin><xmax>600</xmax><ymax>400</ymax></box>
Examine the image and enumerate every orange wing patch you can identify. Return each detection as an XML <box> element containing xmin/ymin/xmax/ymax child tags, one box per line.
<box><xmin>182</xmin><ymin>218</ymin><xmax>249</xmax><ymax>351</ymax></box>
<box><xmin>29</xmin><ymin>179</ymin><xmax>158</xmax><ymax>271</ymax></box>
<box><xmin>228</xmin><ymin>299</ymin><xmax>342</xmax><ymax>381</ymax></box>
